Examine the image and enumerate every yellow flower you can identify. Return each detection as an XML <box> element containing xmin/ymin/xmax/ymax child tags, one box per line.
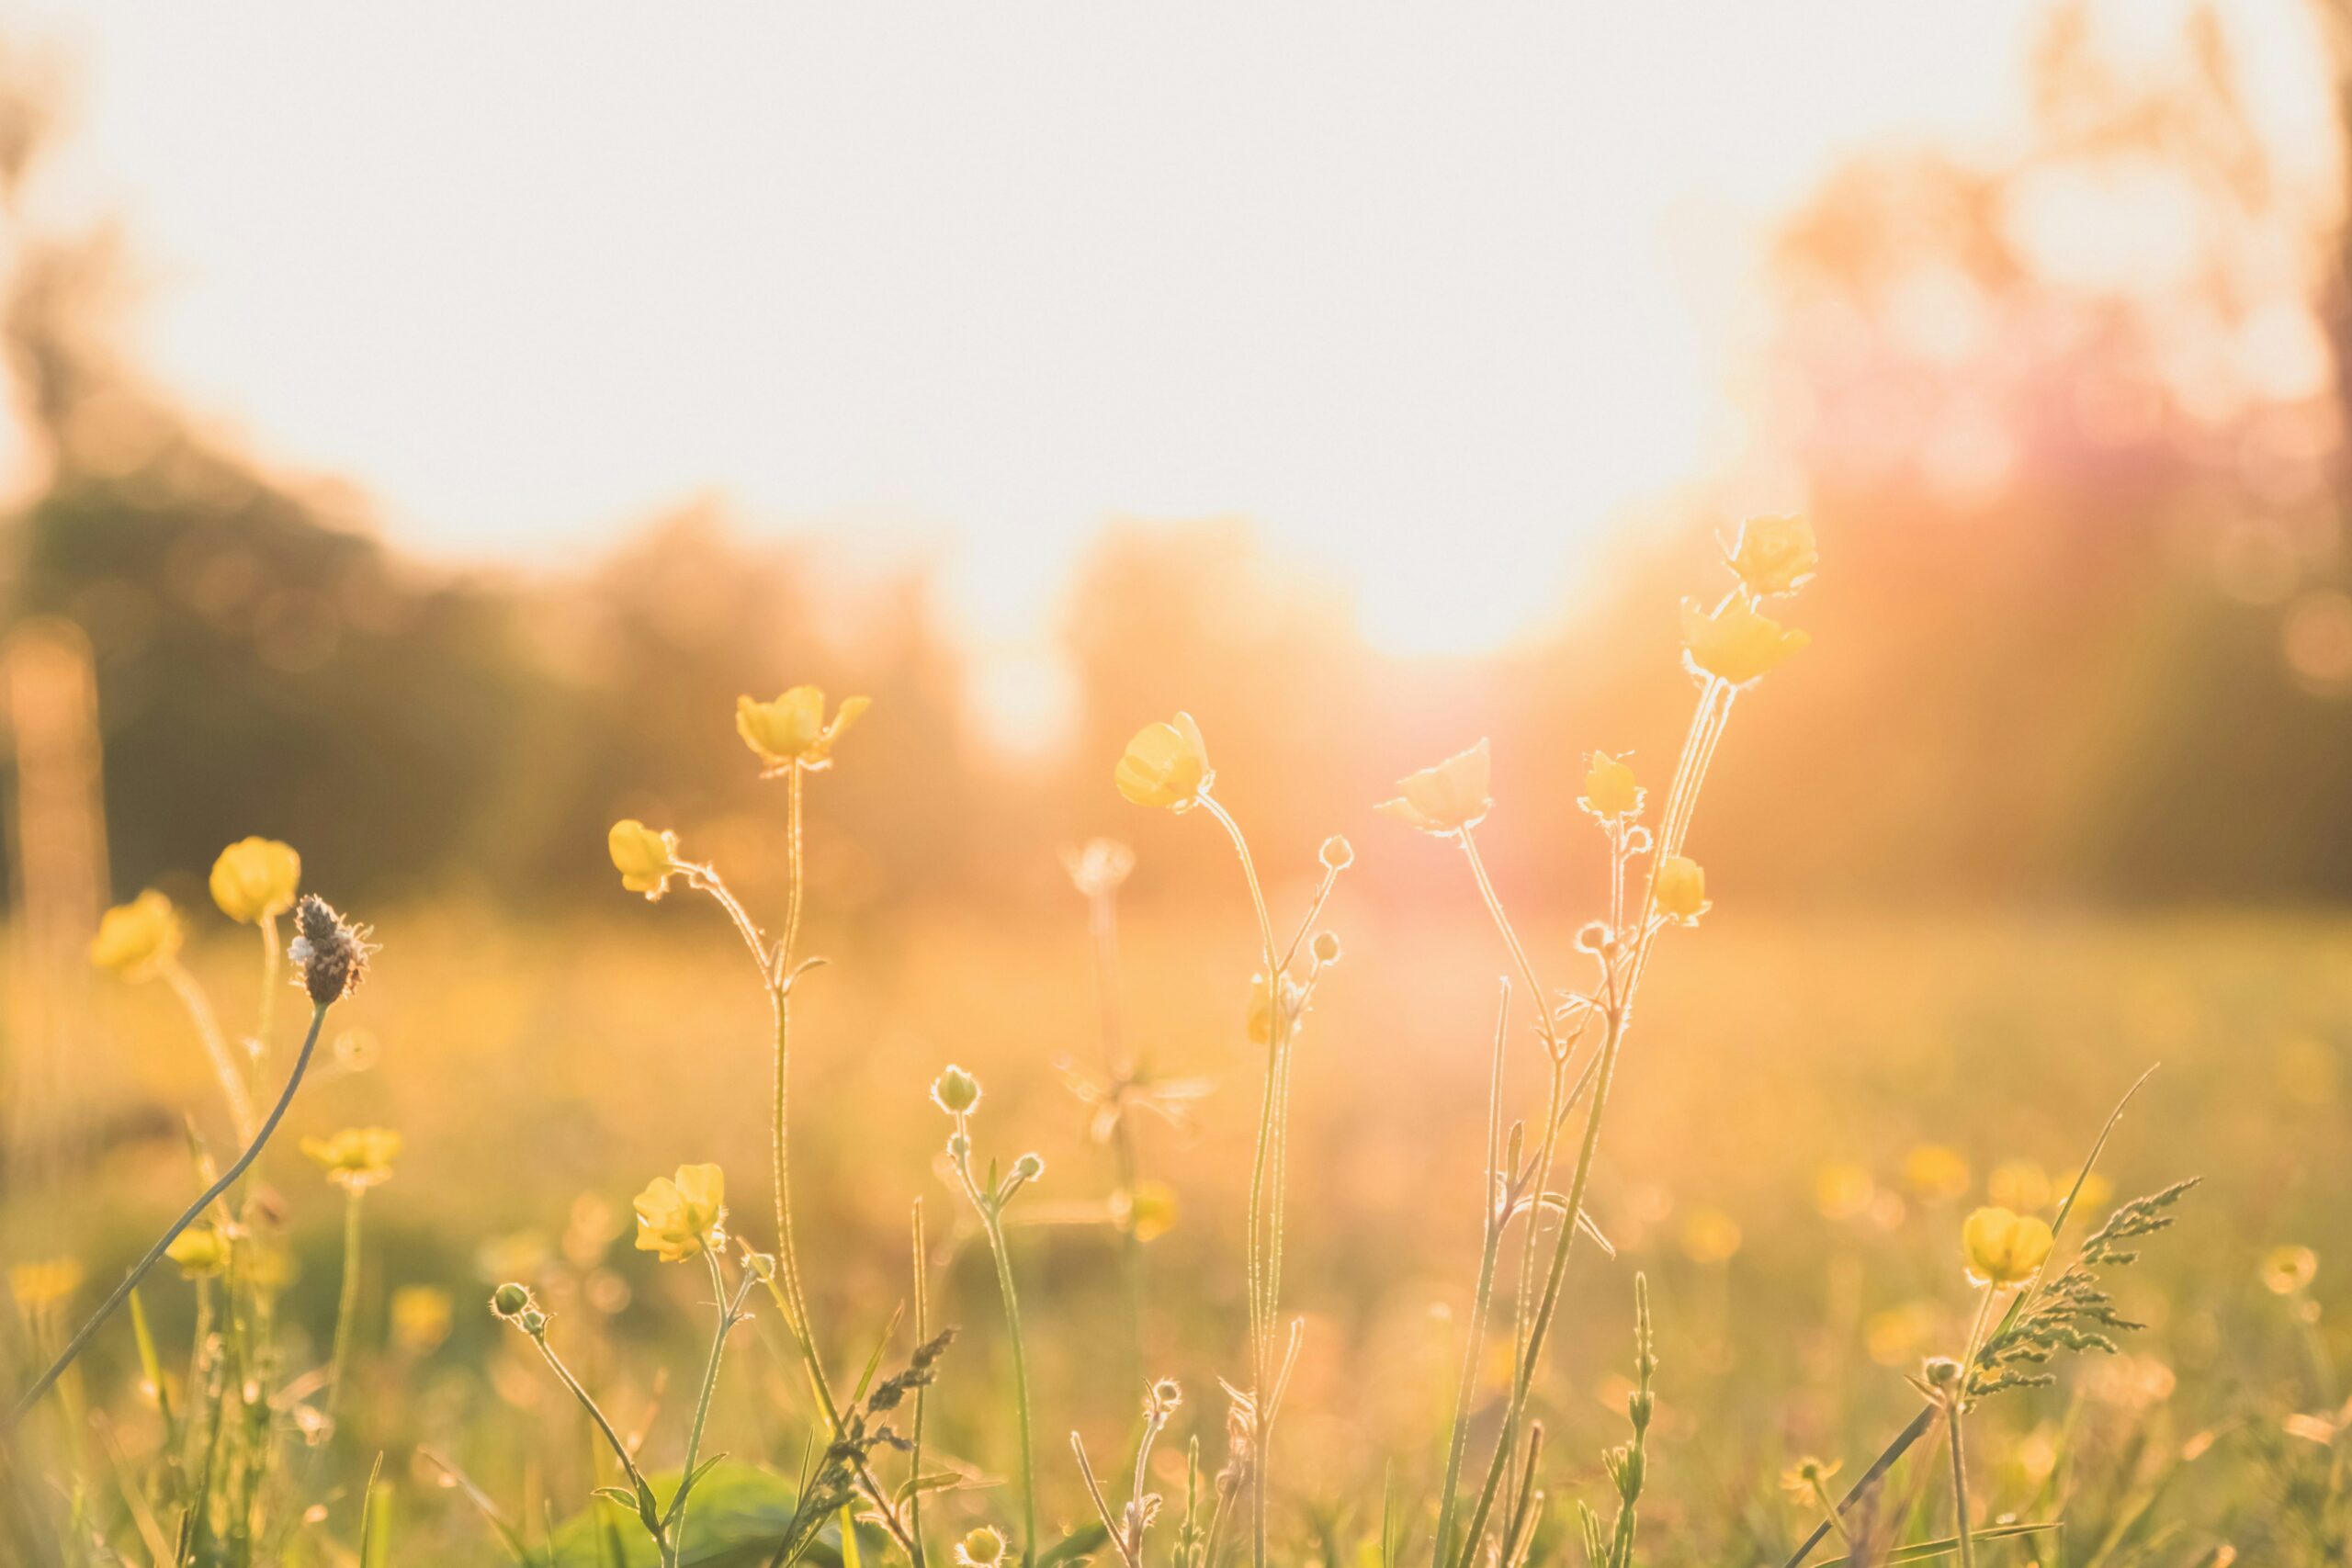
<box><xmin>1114</xmin><ymin>712</ymin><xmax>1214</xmax><ymax>812</ymax></box>
<box><xmin>736</xmin><ymin>687</ymin><xmax>870</xmax><ymax>775</ymax></box>
<box><xmin>1779</xmin><ymin>1456</ymin><xmax>1840</xmax><ymax>1497</ymax></box>
<box><xmin>1679</xmin><ymin>1205</ymin><xmax>1743</xmax><ymax>1264</ymax></box>
<box><xmin>608</xmin><ymin>819</ymin><xmax>681</xmax><ymax>899</ymax></box>
<box><xmin>1652</xmin><ymin>855</ymin><xmax>1709</xmax><ymax>923</ymax></box>
<box><xmin>1962</xmin><ymin>1205</ymin><xmax>2054</xmax><ymax>1286</ymax></box>
<box><xmin>2262</xmin><ymin>1245</ymin><xmax>2319</xmax><ymax>1295</ymax></box>
<box><xmin>390</xmin><ymin>1285</ymin><xmax>455</xmax><ymax>1353</ymax></box>
<box><xmin>956</xmin><ymin>1528</ymin><xmax>1009</xmax><ymax>1568</ymax></box>
<box><xmin>1988</xmin><ymin>1159</ymin><xmax>2052</xmax><ymax>1213</ymax></box>
<box><xmin>90</xmin><ymin>890</ymin><xmax>182</xmax><ymax>977</ymax></box>
<box><xmin>1725</xmin><ymin>514</ymin><xmax>1818</xmax><ymax>597</ymax></box>
<box><xmin>209</xmin><ymin>837</ymin><xmax>301</xmax><ymax>925</ymax></box>
<box><xmin>1375</xmin><ymin>739</ymin><xmax>1492</xmax><ymax>835</ymax></box>
<box><xmin>1125</xmin><ymin>1179</ymin><xmax>1180</xmax><ymax>1242</ymax></box>
<box><xmin>2072</xmin><ymin>1172</ymin><xmax>2113</xmax><ymax>1214</ymax></box>
<box><xmin>166</xmin><ymin>1227</ymin><xmax>232</xmax><ymax>1280</ymax></box>
<box><xmin>1681</xmin><ymin>593</ymin><xmax>1810</xmax><ymax>686</ymax></box>
<box><xmin>1904</xmin><ymin>1144</ymin><xmax>1971</xmax><ymax>1201</ymax></box>
<box><xmin>301</xmin><ymin>1127</ymin><xmax>402</xmax><ymax>1191</ymax></box>
<box><xmin>634</xmin><ymin>1163</ymin><xmax>726</xmax><ymax>1263</ymax></box>
<box><xmin>9</xmin><ymin>1258</ymin><xmax>84</xmax><ymax>1314</ymax></box>
<box><xmin>1864</xmin><ymin>1302</ymin><xmax>1939</xmax><ymax>1367</ymax></box>
<box><xmin>1813</xmin><ymin>1162</ymin><xmax>1874</xmax><ymax>1222</ymax></box>
<box><xmin>1582</xmin><ymin>751</ymin><xmax>1643</xmax><ymax>820</ymax></box>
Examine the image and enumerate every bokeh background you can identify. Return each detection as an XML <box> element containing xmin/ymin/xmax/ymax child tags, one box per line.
<box><xmin>5</xmin><ymin>2</ymin><xmax>2352</xmax><ymax>1562</ymax></box>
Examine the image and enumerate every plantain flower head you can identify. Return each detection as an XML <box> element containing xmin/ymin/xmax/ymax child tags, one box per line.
<box><xmin>209</xmin><ymin>837</ymin><xmax>301</xmax><ymax>925</ymax></box>
<box><xmin>1725</xmin><ymin>514</ymin><xmax>1819</xmax><ymax>598</ymax></box>
<box><xmin>90</xmin><ymin>890</ymin><xmax>183</xmax><ymax>978</ymax></box>
<box><xmin>289</xmin><ymin>895</ymin><xmax>372</xmax><ymax>1005</ymax></box>
<box><xmin>1681</xmin><ymin>593</ymin><xmax>1810</xmax><ymax>687</ymax></box>
<box><xmin>302</xmin><ymin>1126</ymin><xmax>402</xmax><ymax>1191</ymax></box>
<box><xmin>634</xmin><ymin>1163</ymin><xmax>727</xmax><ymax>1263</ymax></box>
<box><xmin>1114</xmin><ymin>712</ymin><xmax>1214</xmax><ymax>812</ymax></box>
<box><xmin>608</xmin><ymin>819</ymin><xmax>681</xmax><ymax>900</ymax></box>
<box><xmin>737</xmin><ymin>687</ymin><xmax>870</xmax><ymax>775</ymax></box>
<box><xmin>1962</xmin><ymin>1205</ymin><xmax>2054</xmax><ymax>1286</ymax></box>
<box><xmin>1652</xmin><ymin>855</ymin><xmax>1709</xmax><ymax>924</ymax></box>
<box><xmin>1376</xmin><ymin>739</ymin><xmax>1492</xmax><ymax>836</ymax></box>
<box><xmin>1581</xmin><ymin>751</ymin><xmax>1643</xmax><ymax>820</ymax></box>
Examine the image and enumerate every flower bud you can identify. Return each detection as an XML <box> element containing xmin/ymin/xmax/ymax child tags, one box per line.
<box><xmin>1311</xmin><ymin>931</ymin><xmax>1341</xmax><ymax>965</ymax></box>
<box><xmin>932</xmin><ymin>1065</ymin><xmax>983</xmax><ymax>1117</ymax></box>
<box><xmin>1319</xmin><ymin>835</ymin><xmax>1354</xmax><ymax>871</ymax></box>
<box><xmin>519</xmin><ymin>1307</ymin><xmax>548</xmax><ymax>1337</ymax></box>
<box><xmin>492</xmin><ymin>1282</ymin><xmax>532</xmax><ymax>1319</ymax></box>
<box><xmin>1012</xmin><ymin>1153</ymin><xmax>1046</xmax><ymax>1183</ymax></box>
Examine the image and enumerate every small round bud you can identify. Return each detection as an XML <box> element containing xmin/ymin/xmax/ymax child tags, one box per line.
<box><xmin>1575</xmin><ymin>921</ymin><xmax>1612</xmax><ymax>954</ymax></box>
<box><xmin>491</xmin><ymin>1282</ymin><xmax>531</xmax><ymax>1319</ymax></box>
<box><xmin>957</xmin><ymin>1527</ymin><xmax>1008</xmax><ymax>1568</ymax></box>
<box><xmin>741</xmin><ymin>1250</ymin><xmax>776</xmax><ymax>1281</ymax></box>
<box><xmin>947</xmin><ymin>1131</ymin><xmax>971</xmax><ymax>1161</ymax></box>
<box><xmin>1319</xmin><ymin>835</ymin><xmax>1354</xmax><ymax>871</ymax></box>
<box><xmin>519</xmin><ymin>1307</ymin><xmax>549</xmax><ymax>1337</ymax></box>
<box><xmin>932</xmin><ymin>1065</ymin><xmax>983</xmax><ymax>1117</ymax></box>
<box><xmin>1311</xmin><ymin>931</ymin><xmax>1341</xmax><ymax>965</ymax></box>
<box><xmin>1921</xmin><ymin>1356</ymin><xmax>1962</xmax><ymax>1390</ymax></box>
<box><xmin>1012</xmin><ymin>1152</ymin><xmax>1046</xmax><ymax>1183</ymax></box>
<box><xmin>1151</xmin><ymin>1378</ymin><xmax>1183</xmax><ymax>1411</ymax></box>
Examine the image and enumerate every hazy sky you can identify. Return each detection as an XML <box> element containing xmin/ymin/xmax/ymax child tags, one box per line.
<box><xmin>6</xmin><ymin>1</ymin><xmax>2333</xmax><ymax>666</ymax></box>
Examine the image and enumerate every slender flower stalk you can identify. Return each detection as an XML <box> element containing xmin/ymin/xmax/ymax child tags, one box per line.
<box><xmin>9</xmin><ymin>1000</ymin><xmax>335</xmax><ymax>1427</ymax></box>
<box><xmin>322</xmin><ymin>1187</ymin><xmax>367</xmax><ymax>1436</ymax></box>
<box><xmin>1432</xmin><ymin>982</ymin><xmax>1513</xmax><ymax>1568</ymax></box>
<box><xmin>673</xmin><ymin>1251</ymin><xmax>757</xmax><ymax>1568</ymax></box>
<box><xmin>160</xmin><ymin>955</ymin><xmax>256</xmax><ymax>1145</ymax></box>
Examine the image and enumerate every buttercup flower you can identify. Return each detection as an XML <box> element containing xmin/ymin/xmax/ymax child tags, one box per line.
<box><xmin>301</xmin><ymin>1126</ymin><xmax>402</xmax><ymax>1190</ymax></box>
<box><xmin>956</xmin><ymin>1527</ymin><xmax>1008</xmax><ymax>1568</ymax></box>
<box><xmin>1680</xmin><ymin>1205</ymin><xmax>1744</xmax><ymax>1264</ymax></box>
<box><xmin>1582</xmin><ymin>751</ymin><xmax>1643</xmax><ymax>820</ymax></box>
<box><xmin>166</xmin><ymin>1227</ymin><xmax>232</xmax><ymax>1279</ymax></box>
<box><xmin>2262</xmin><ymin>1245</ymin><xmax>2319</xmax><ymax>1295</ymax></box>
<box><xmin>1114</xmin><ymin>712</ymin><xmax>1214</xmax><ymax>812</ymax></box>
<box><xmin>608</xmin><ymin>819</ymin><xmax>680</xmax><ymax>899</ymax></box>
<box><xmin>1780</xmin><ymin>1456</ymin><xmax>1841</xmax><ymax>1497</ymax></box>
<box><xmin>1652</xmin><ymin>855</ymin><xmax>1709</xmax><ymax>923</ymax></box>
<box><xmin>1681</xmin><ymin>593</ymin><xmax>1810</xmax><ymax>686</ymax></box>
<box><xmin>1376</xmin><ymin>739</ymin><xmax>1492</xmax><ymax>835</ymax></box>
<box><xmin>634</xmin><ymin>1163</ymin><xmax>727</xmax><ymax>1263</ymax></box>
<box><xmin>1125</xmin><ymin>1179</ymin><xmax>1180</xmax><ymax>1242</ymax></box>
<box><xmin>1962</xmin><ymin>1204</ymin><xmax>2054</xmax><ymax>1286</ymax></box>
<box><xmin>390</xmin><ymin>1285</ymin><xmax>455</xmax><ymax>1353</ymax></box>
<box><xmin>1725</xmin><ymin>514</ymin><xmax>1819</xmax><ymax>598</ymax></box>
<box><xmin>90</xmin><ymin>891</ymin><xmax>182</xmax><ymax>977</ymax></box>
<box><xmin>737</xmin><ymin>687</ymin><xmax>870</xmax><ymax>775</ymax></box>
<box><xmin>209</xmin><ymin>837</ymin><xmax>301</xmax><ymax>925</ymax></box>
<box><xmin>1904</xmin><ymin>1144</ymin><xmax>1972</xmax><ymax>1201</ymax></box>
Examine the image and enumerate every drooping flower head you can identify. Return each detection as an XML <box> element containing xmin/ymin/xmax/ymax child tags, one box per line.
<box><xmin>1651</xmin><ymin>854</ymin><xmax>1709</xmax><ymax>924</ymax></box>
<box><xmin>634</xmin><ymin>1163</ymin><xmax>727</xmax><ymax>1263</ymax></box>
<box><xmin>1962</xmin><ymin>1204</ymin><xmax>2054</xmax><ymax>1286</ymax></box>
<box><xmin>608</xmin><ymin>819</ymin><xmax>681</xmax><ymax>900</ymax></box>
<box><xmin>1725</xmin><ymin>514</ymin><xmax>1819</xmax><ymax>598</ymax></box>
<box><xmin>1581</xmin><ymin>751</ymin><xmax>1643</xmax><ymax>821</ymax></box>
<box><xmin>737</xmin><ymin>687</ymin><xmax>871</xmax><ymax>775</ymax></box>
<box><xmin>1375</xmin><ymin>739</ymin><xmax>1492</xmax><ymax>836</ymax></box>
<box><xmin>1681</xmin><ymin>593</ymin><xmax>1810</xmax><ymax>686</ymax></box>
<box><xmin>90</xmin><ymin>891</ymin><xmax>183</xmax><ymax>978</ymax></box>
<box><xmin>209</xmin><ymin>837</ymin><xmax>301</xmax><ymax>925</ymax></box>
<box><xmin>301</xmin><ymin>1126</ymin><xmax>402</xmax><ymax>1191</ymax></box>
<box><xmin>1114</xmin><ymin>712</ymin><xmax>1214</xmax><ymax>812</ymax></box>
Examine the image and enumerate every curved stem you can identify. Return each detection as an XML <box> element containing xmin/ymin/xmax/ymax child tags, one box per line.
<box><xmin>323</xmin><ymin>1186</ymin><xmax>366</xmax><ymax>1436</ymax></box>
<box><xmin>1945</xmin><ymin>1405</ymin><xmax>1974</xmax><ymax>1568</ymax></box>
<box><xmin>1432</xmin><ymin>984</ymin><xmax>1511</xmax><ymax>1568</ymax></box>
<box><xmin>983</xmin><ymin>1213</ymin><xmax>1037</xmax><ymax>1568</ymax></box>
<box><xmin>9</xmin><ymin>1003</ymin><xmax>331</xmax><ymax>1427</ymax></box>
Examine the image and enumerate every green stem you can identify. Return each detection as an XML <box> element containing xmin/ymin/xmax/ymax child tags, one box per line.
<box><xmin>255</xmin><ymin>912</ymin><xmax>281</xmax><ymax>1065</ymax></box>
<box><xmin>8</xmin><ymin>1003</ymin><xmax>331</xmax><ymax>1427</ymax></box>
<box><xmin>162</xmin><ymin>956</ymin><xmax>256</xmax><ymax>1145</ymax></box>
<box><xmin>533</xmin><ymin>1332</ymin><xmax>665</xmax><ymax>1554</ymax></box>
<box><xmin>1945</xmin><ymin>1404</ymin><xmax>1974</xmax><ymax>1568</ymax></box>
<box><xmin>960</xmin><ymin>1166</ymin><xmax>1037</xmax><ymax>1568</ymax></box>
<box><xmin>909</xmin><ymin>1201</ymin><xmax>933</xmax><ymax>1568</ymax></box>
<box><xmin>1431</xmin><ymin>984</ymin><xmax>1511</xmax><ymax>1568</ymax></box>
<box><xmin>324</xmin><ymin>1187</ymin><xmax>366</xmax><ymax>1436</ymax></box>
<box><xmin>672</xmin><ymin>1251</ymin><xmax>747</xmax><ymax>1568</ymax></box>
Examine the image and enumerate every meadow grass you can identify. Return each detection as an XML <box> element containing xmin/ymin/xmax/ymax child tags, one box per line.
<box><xmin>3</xmin><ymin>521</ymin><xmax>2336</xmax><ymax>1567</ymax></box>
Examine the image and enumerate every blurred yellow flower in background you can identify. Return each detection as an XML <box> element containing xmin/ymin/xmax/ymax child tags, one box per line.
<box><xmin>1904</xmin><ymin>1144</ymin><xmax>1971</xmax><ymax>1201</ymax></box>
<box><xmin>302</xmin><ymin>1127</ymin><xmax>402</xmax><ymax>1191</ymax></box>
<box><xmin>1988</xmin><ymin>1158</ymin><xmax>2052</xmax><ymax>1213</ymax></box>
<box><xmin>1962</xmin><ymin>1204</ymin><xmax>2053</xmax><ymax>1285</ymax></box>
<box><xmin>737</xmin><ymin>687</ymin><xmax>870</xmax><ymax>774</ymax></box>
<box><xmin>1376</xmin><ymin>739</ymin><xmax>1492</xmax><ymax>835</ymax></box>
<box><xmin>9</xmin><ymin>1258</ymin><xmax>84</xmax><ymax>1316</ymax></box>
<box><xmin>90</xmin><ymin>891</ymin><xmax>183</xmax><ymax>977</ymax></box>
<box><xmin>1680</xmin><ymin>1205</ymin><xmax>1744</xmax><ymax>1264</ymax></box>
<box><xmin>1114</xmin><ymin>711</ymin><xmax>1214</xmax><ymax>811</ymax></box>
<box><xmin>634</xmin><ymin>1163</ymin><xmax>726</xmax><ymax>1262</ymax></box>
<box><xmin>1681</xmin><ymin>593</ymin><xmax>1810</xmax><ymax>686</ymax></box>
<box><xmin>1726</xmin><ymin>514</ymin><xmax>1819</xmax><ymax>597</ymax></box>
<box><xmin>1813</xmin><ymin>1162</ymin><xmax>1874</xmax><ymax>1221</ymax></box>
<box><xmin>1581</xmin><ymin>750</ymin><xmax>1643</xmax><ymax>820</ymax></box>
<box><xmin>1653</xmin><ymin>855</ymin><xmax>1709</xmax><ymax>923</ymax></box>
<box><xmin>1125</xmin><ymin>1179</ymin><xmax>1180</xmax><ymax>1242</ymax></box>
<box><xmin>608</xmin><ymin>819</ymin><xmax>680</xmax><ymax>899</ymax></box>
<box><xmin>390</xmin><ymin>1285</ymin><xmax>455</xmax><ymax>1353</ymax></box>
<box><xmin>209</xmin><ymin>836</ymin><xmax>301</xmax><ymax>924</ymax></box>
<box><xmin>166</xmin><ymin>1227</ymin><xmax>232</xmax><ymax>1279</ymax></box>
<box><xmin>2261</xmin><ymin>1245</ymin><xmax>2318</xmax><ymax>1295</ymax></box>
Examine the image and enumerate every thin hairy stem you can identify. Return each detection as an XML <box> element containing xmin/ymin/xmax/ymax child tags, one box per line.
<box><xmin>909</xmin><ymin>1201</ymin><xmax>933</xmax><ymax>1568</ymax></box>
<box><xmin>1087</xmin><ymin>877</ymin><xmax>1149</xmax><ymax>1379</ymax></box>
<box><xmin>532</xmin><ymin>1332</ymin><xmax>667</xmax><ymax>1555</ymax></box>
<box><xmin>1432</xmin><ymin>982</ymin><xmax>1512</xmax><ymax>1568</ymax></box>
<box><xmin>1945</xmin><ymin>1406</ymin><xmax>1974</xmax><ymax>1568</ymax></box>
<box><xmin>161</xmin><ymin>957</ymin><xmax>256</xmax><ymax>1145</ymax></box>
<box><xmin>8</xmin><ymin>1003</ymin><xmax>332</xmax><ymax>1427</ymax></box>
<box><xmin>254</xmin><ymin>912</ymin><xmax>282</xmax><ymax>1066</ymax></box>
<box><xmin>672</xmin><ymin>1251</ymin><xmax>751</xmax><ymax>1568</ymax></box>
<box><xmin>953</xmin><ymin>1145</ymin><xmax>1039</xmax><ymax>1567</ymax></box>
<box><xmin>323</xmin><ymin>1187</ymin><xmax>366</xmax><ymax>1437</ymax></box>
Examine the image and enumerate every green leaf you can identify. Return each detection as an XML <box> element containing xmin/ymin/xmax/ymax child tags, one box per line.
<box><xmin>548</xmin><ymin>1463</ymin><xmax>885</xmax><ymax>1568</ymax></box>
<box><xmin>1037</xmin><ymin>1522</ymin><xmax>1112</xmax><ymax>1568</ymax></box>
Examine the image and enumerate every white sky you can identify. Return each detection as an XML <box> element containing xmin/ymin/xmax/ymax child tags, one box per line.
<box><xmin>5</xmin><ymin>1</ymin><xmax>2333</xmax><ymax>665</ymax></box>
